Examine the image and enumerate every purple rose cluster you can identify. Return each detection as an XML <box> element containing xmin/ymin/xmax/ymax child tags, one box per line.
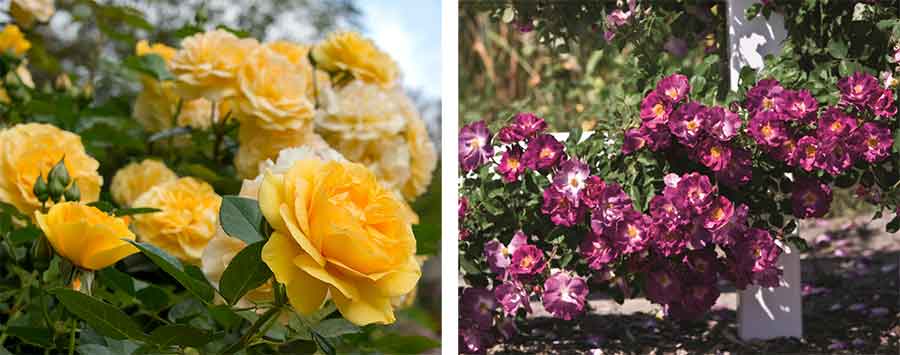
<box><xmin>582</xmin><ymin>172</ymin><xmax>783</xmax><ymax>319</ymax></box>
<box><xmin>623</xmin><ymin>74</ymin><xmax>754</xmax><ymax>187</ymax></box>
<box><xmin>458</xmin><ymin>112</ymin><xmax>557</xmax><ymax>177</ymax></box>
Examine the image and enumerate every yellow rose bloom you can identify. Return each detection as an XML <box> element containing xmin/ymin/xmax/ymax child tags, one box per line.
<box><xmin>401</xmin><ymin>104</ymin><xmax>436</xmax><ymax>201</ymax></box>
<box><xmin>133</xmin><ymin>80</ymin><xmax>226</xmax><ymax>133</ymax></box>
<box><xmin>259</xmin><ymin>158</ymin><xmax>420</xmax><ymax>325</ymax></box>
<box><xmin>234</xmin><ymin>46</ymin><xmax>314</xmax><ymax>131</ymax></box>
<box><xmin>131</xmin><ymin>177</ymin><xmax>222</xmax><ymax>264</ymax></box>
<box><xmin>136</xmin><ymin>40</ymin><xmax>176</xmax><ymax>63</ymax></box>
<box><xmin>317</xmin><ymin>81</ymin><xmax>409</xmax><ymax>141</ymax></box>
<box><xmin>325</xmin><ymin>134</ymin><xmax>411</xmax><ymax>194</ymax></box>
<box><xmin>0</xmin><ymin>25</ymin><xmax>30</xmax><ymax>56</ymax></box>
<box><xmin>110</xmin><ymin>160</ymin><xmax>177</xmax><ymax>207</ymax></box>
<box><xmin>170</xmin><ymin>29</ymin><xmax>259</xmax><ymax>101</ymax></box>
<box><xmin>233</xmin><ymin>120</ymin><xmax>327</xmax><ymax>179</ymax></box>
<box><xmin>311</xmin><ymin>31</ymin><xmax>398</xmax><ymax>88</ymax></box>
<box><xmin>35</xmin><ymin>202</ymin><xmax>139</xmax><ymax>270</ymax></box>
<box><xmin>0</xmin><ymin>123</ymin><xmax>102</xmax><ymax>216</ymax></box>
<box><xmin>10</xmin><ymin>0</ymin><xmax>53</xmax><ymax>27</ymax></box>
<box><xmin>264</xmin><ymin>41</ymin><xmax>328</xmax><ymax>99</ymax></box>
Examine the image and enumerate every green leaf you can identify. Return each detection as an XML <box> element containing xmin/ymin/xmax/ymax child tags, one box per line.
<box><xmin>785</xmin><ymin>236</ymin><xmax>810</xmax><ymax>253</ymax></box>
<box><xmin>314</xmin><ymin>319</ymin><xmax>359</xmax><ymax>338</ymax></box>
<box><xmin>126</xmin><ymin>241</ymin><xmax>215</xmax><ymax>303</ymax></box>
<box><xmin>893</xmin><ymin>128</ymin><xmax>900</xmax><ymax>154</ymax></box>
<box><xmin>148</xmin><ymin>324</ymin><xmax>210</xmax><ymax>347</ymax></box>
<box><xmin>219</xmin><ymin>242</ymin><xmax>272</xmax><ymax>305</ymax></box>
<box><xmin>98</xmin><ymin>267</ymin><xmax>135</xmax><ymax>296</ymax></box>
<box><xmin>312</xmin><ymin>331</ymin><xmax>336</xmax><ymax>355</ymax></box>
<box><xmin>887</xmin><ymin>215</ymin><xmax>900</xmax><ymax>234</ymax></box>
<box><xmin>8</xmin><ymin>225</ymin><xmax>40</xmax><ymax>245</ymax></box>
<box><xmin>136</xmin><ymin>285</ymin><xmax>169</xmax><ymax>311</ymax></box>
<box><xmin>87</xmin><ymin>201</ymin><xmax>116</xmax><ymax>212</ymax></box>
<box><xmin>113</xmin><ymin>207</ymin><xmax>161</xmax><ymax>217</ymax></box>
<box><xmin>124</xmin><ymin>54</ymin><xmax>174</xmax><ymax>81</ymax></box>
<box><xmin>7</xmin><ymin>326</ymin><xmax>53</xmax><ymax>347</ymax></box>
<box><xmin>372</xmin><ymin>334</ymin><xmax>440</xmax><ymax>354</ymax></box>
<box><xmin>49</xmin><ymin>288</ymin><xmax>149</xmax><ymax>341</ymax></box>
<box><xmin>827</xmin><ymin>39</ymin><xmax>848</xmax><ymax>59</ymax></box>
<box><xmin>219</xmin><ymin>196</ymin><xmax>265</xmax><ymax>244</ymax></box>
<box><xmin>745</xmin><ymin>3</ymin><xmax>762</xmax><ymax>20</ymax></box>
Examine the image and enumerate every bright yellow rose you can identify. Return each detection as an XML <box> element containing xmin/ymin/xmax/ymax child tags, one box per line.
<box><xmin>170</xmin><ymin>29</ymin><xmax>259</xmax><ymax>101</ymax></box>
<box><xmin>233</xmin><ymin>46</ymin><xmax>314</xmax><ymax>132</ymax></box>
<box><xmin>35</xmin><ymin>202</ymin><xmax>138</xmax><ymax>270</ymax></box>
<box><xmin>131</xmin><ymin>177</ymin><xmax>222</xmax><ymax>264</ymax></box>
<box><xmin>233</xmin><ymin>120</ymin><xmax>327</xmax><ymax>179</ymax></box>
<box><xmin>324</xmin><ymin>134</ymin><xmax>410</xmax><ymax>194</ymax></box>
<box><xmin>136</xmin><ymin>40</ymin><xmax>176</xmax><ymax>63</ymax></box>
<box><xmin>264</xmin><ymin>41</ymin><xmax>328</xmax><ymax>98</ymax></box>
<box><xmin>0</xmin><ymin>25</ymin><xmax>30</xmax><ymax>56</ymax></box>
<box><xmin>10</xmin><ymin>0</ymin><xmax>53</xmax><ymax>27</ymax></box>
<box><xmin>0</xmin><ymin>123</ymin><xmax>102</xmax><ymax>216</ymax></box>
<box><xmin>259</xmin><ymin>158</ymin><xmax>420</xmax><ymax>325</ymax></box>
<box><xmin>311</xmin><ymin>31</ymin><xmax>398</xmax><ymax>88</ymax></box>
<box><xmin>110</xmin><ymin>159</ymin><xmax>177</xmax><ymax>207</ymax></box>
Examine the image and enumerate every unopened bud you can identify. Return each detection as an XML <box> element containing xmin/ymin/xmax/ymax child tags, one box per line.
<box><xmin>33</xmin><ymin>174</ymin><xmax>48</xmax><ymax>203</ymax></box>
<box><xmin>64</xmin><ymin>181</ymin><xmax>80</xmax><ymax>202</ymax></box>
<box><xmin>48</xmin><ymin>158</ymin><xmax>70</xmax><ymax>186</ymax></box>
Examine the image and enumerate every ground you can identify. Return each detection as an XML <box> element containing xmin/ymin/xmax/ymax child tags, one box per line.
<box><xmin>488</xmin><ymin>215</ymin><xmax>900</xmax><ymax>354</ymax></box>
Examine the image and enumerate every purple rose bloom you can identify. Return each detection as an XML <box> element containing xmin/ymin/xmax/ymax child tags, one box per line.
<box><xmin>770</xmin><ymin>137</ymin><xmax>798</xmax><ymax>166</ymax></box>
<box><xmin>459</xmin><ymin>197</ymin><xmax>468</xmax><ymax>220</ymax></box>
<box><xmin>484</xmin><ymin>231</ymin><xmax>528</xmax><ymax>276</ymax></box>
<box><xmin>715</xmin><ymin>148</ymin><xmax>752</xmax><ymax>187</ymax></box>
<box><xmin>748</xmin><ymin>111</ymin><xmax>789</xmax><ymax>147</ymax></box>
<box><xmin>459</xmin><ymin>121</ymin><xmax>494</xmax><ymax>172</ymax></box>
<box><xmin>838</xmin><ymin>72</ymin><xmax>878</xmax><ymax>107</ymax></box>
<box><xmin>649</xmin><ymin>194</ymin><xmax>687</xmax><ymax>229</ymax></box>
<box><xmin>816</xmin><ymin>107</ymin><xmax>857</xmax><ymax>140</ymax></box>
<box><xmin>703</xmin><ymin>106</ymin><xmax>742</xmax><ymax>141</ymax></box>
<box><xmin>675</xmin><ymin>172</ymin><xmax>716</xmax><ymax>214</ymax></box>
<box><xmin>668</xmin><ymin>102</ymin><xmax>707</xmax><ymax>147</ymax></box>
<box><xmin>795</xmin><ymin>136</ymin><xmax>819</xmax><ymax>172</ymax></box>
<box><xmin>459</xmin><ymin>326</ymin><xmax>494</xmax><ymax>354</ymax></box>
<box><xmin>581</xmin><ymin>230</ymin><xmax>619</xmax><ymax>270</ymax></box>
<box><xmin>650</xmin><ymin>225</ymin><xmax>690</xmax><ymax>257</ymax></box>
<box><xmin>523</xmin><ymin>134</ymin><xmax>564</xmax><ymax>171</ymax></box>
<box><xmin>611</xmin><ymin>210</ymin><xmax>652</xmax><ymax>254</ymax></box>
<box><xmin>711</xmin><ymin>203</ymin><xmax>749</xmax><ymax>246</ymax></box>
<box><xmin>752</xmin><ymin>264</ymin><xmax>783</xmax><ymax>288</ymax></box>
<box><xmin>581</xmin><ymin>176</ymin><xmax>606</xmax><ymax>211</ymax></box>
<box><xmin>541</xmin><ymin>271</ymin><xmax>589</xmax><ymax>320</ymax></box>
<box><xmin>621</xmin><ymin>127</ymin><xmax>649</xmax><ymax>155</ymax></box>
<box><xmin>792</xmin><ymin>177</ymin><xmax>832</xmax><ymax>218</ymax></box>
<box><xmin>815</xmin><ymin>138</ymin><xmax>854</xmax><ymax>176</ymax></box>
<box><xmin>511</xmin><ymin>112</ymin><xmax>548</xmax><ymax>139</ymax></box>
<box><xmin>746</xmin><ymin>228</ymin><xmax>781</xmax><ymax>272</ymax></box>
<box><xmin>497</xmin><ymin>145</ymin><xmax>525</xmax><ymax>182</ymax></box>
<box><xmin>702</xmin><ymin>195</ymin><xmax>734</xmax><ymax>231</ymax></box>
<box><xmin>552</xmin><ymin>158</ymin><xmax>590</xmax><ymax>198</ymax></box>
<box><xmin>494</xmin><ymin>281</ymin><xmax>531</xmax><ymax>316</ymax></box>
<box><xmin>645</xmin><ymin>268</ymin><xmax>682</xmax><ymax>304</ymax></box>
<box><xmin>656</xmin><ymin>73</ymin><xmax>691</xmax><ymax>104</ymax></box>
<box><xmin>684</xmin><ymin>249</ymin><xmax>720</xmax><ymax>284</ymax></box>
<box><xmin>645</xmin><ymin>122</ymin><xmax>673</xmax><ymax>151</ymax></box>
<box><xmin>508</xmin><ymin>244</ymin><xmax>546</xmax><ymax>277</ymax></box>
<box><xmin>640</xmin><ymin>91</ymin><xmax>672</xmax><ymax>126</ymax></box>
<box><xmin>781</xmin><ymin>89</ymin><xmax>818</xmax><ymax>122</ymax></box>
<box><xmin>745</xmin><ymin>79</ymin><xmax>785</xmax><ymax>115</ymax></box>
<box><xmin>541</xmin><ymin>186</ymin><xmax>585</xmax><ymax>227</ymax></box>
<box><xmin>869</xmin><ymin>87</ymin><xmax>897</xmax><ymax>118</ymax></box>
<box><xmin>695</xmin><ymin>138</ymin><xmax>732</xmax><ymax>172</ymax></box>
<box><xmin>592</xmin><ymin>182</ymin><xmax>633</xmax><ymax>226</ymax></box>
<box><xmin>850</xmin><ymin>122</ymin><xmax>893</xmax><ymax>163</ymax></box>
<box><xmin>496</xmin><ymin>126</ymin><xmax>524</xmax><ymax>144</ymax></box>
<box><xmin>667</xmin><ymin>283</ymin><xmax>721</xmax><ymax>320</ymax></box>
<box><xmin>460</xmin><ymin>287</ymin><xmax>497</xmax><ymax>329</ymax></box>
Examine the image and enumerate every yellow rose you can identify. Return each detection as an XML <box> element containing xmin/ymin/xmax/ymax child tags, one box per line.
<box><xmin>259</xmin><ymin>158</ymin><xmax>420</xmax><ymax>325</ymax></box>
<box><xmin>400</xmin><ymin>103</ymin><xmax>437</xmax><ymax>201</ymax></box>
<box><xmin>35</xmin><ymin>202</ymin><xmax>138</xmax><ymax>270</ymax></box>
<box><xmin>264</xmin><ymin>41</ymin><xmax>328</xmax><ymax>98</ymax></box>
<box><xmin>133</xmin><ymin>80</ymin><xmax>227</xmax><ymax>133</ymax></box>
<box><xmin>325</xmin><ymin>134</ymin><xmax>410</xmax><ymax>194</ymax></box>
<box><xmin>110</xmin><ymin>160</ymin><xmax>177</xmax><ymax>207</ymax></box>
<box><xmin>131</xmin><ymin>177</ymin><xmax>222</xmax><ymax>264</ymax></box>
<box><xmin>233</xmin><ymin>46</ymin><xmax>314</xmax><ymax>132</ymax></box>
<box><xmin>311</xmin><ymin>31</ymin><xmax>398</xmax><ymax>87</ymax></box>
<box><xmin>136</xmin><ymin>40</ymin><xmax>176</xmax><ymax>63</ymax></box>
<box><xmin>0</xmin><ymin>123</ymin><xmax>102</xmax><ymax>216</ymax></box>
<box><xmin>170</xmin><ymin>29</ymin><xmax>259</xmax><ymax>101</ymax></box>
<box><xmin>233</xmin><ymin>120</ymin><xmax>328</xmax><ymax>179</ymax></box>
<box><xmin>0</xmin><ymin>25</ymin><xmax>30</xmax><ymax>56</ymax></box>
<box><xmin>10</xmin><ymin>0</ymin><xmax>53</xmax><ymax>27</ymax></box>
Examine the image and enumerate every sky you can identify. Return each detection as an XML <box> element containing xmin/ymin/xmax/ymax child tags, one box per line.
<box><xmin>358</xmin><ymin>0</ymin><xmax>442</xmax><ymax>100</ymax></box>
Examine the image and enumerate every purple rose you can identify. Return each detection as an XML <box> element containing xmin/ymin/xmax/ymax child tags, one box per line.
<box><xmin>645</xmin><ymin>268</ymin><xmax>682</xmax><ymax>304</ymax></box>
<box><xmin>745</xmin><ymin>79</ymin><xmax>785</xmax><ymax>115</ymax></box>
<box><xmin>621</xmin><ymin>127</ymin><xmax>649</xmax><ymax>155</ymax></box>
<box><xmin>494</xmin><ymin>281</ymin><xmax>532</xmax><ymax>316</ymax></box>
<box><xmin>703</xmin><ymin>106</ymin><xmax>742</xmax><ymax>141</ymax></box>
<box><xmin>711</xmin><ymin>203</ymin><xmax>749</xmax><ymax>246</ymax></box>
<box><xmin>792</xmin><ymin>177</ymin><xmax>832</xmax><ymax>219</ymax></box>
<box><xmin>715</xmin><ymin>147</ymin><xmax>752</xmax><ymax>187</ymax></box>
<box><xmin>640</xmin><ymin>91</ymin><xmax>672</xmax><ymax>126</ymax></box>
<box><xmin>702</xmin><ymin>195</ymin><xmax>734</xmax><ymax>231</ymax></box>
<box><xmin>748</xmin><ymin>111</ymin><xmax>789</xmax><ymax>147</ymax></box>
<box><xmin>837</xmin><ymin>72</ymin><xmax>878</xmax><ymax>107</ymax></box>
<box><xmin>611</xmin><ymin>210</ymin><xmax>652</xmax><ymax>254</ymax></box>
<box><xmin>649</xmin><ymin>194</ymin><xmax>687</xmax><ymax>229</ymax></box>
<box><xmin>850</xmin><ymin>122</ymin><xmax>893</xmax><ymax>163</ymax></box>
<box><xmin>770</xmin><ymin>137</ymin><xmax>798</xmax><ymax>166</ymax></box>
<box><xmin>695</xmin><ymin>138</ymin><xmax>732</xmax><ymax>172</ymax></box>
<box><xmin>667</xmin><ymin>283</ymin><xmax>720</xmax><ymax>320</ymax></box>
<box><xmin>460</xmin><ymin>287</ymin><xmax>497</xmax><ymax>329</ymax></box>
<box><xmin>868</xmin><ymin>88</ymin><xmax>897</xmax><ymax>118</ymax></box>
<box><xmin>552</xmin><ymin>158</ymin><xmax>590</xmax><ymax>198</ymax></box>
<box><xmin>523</xmin><ymin>134</ymin><xmax>564</xmax><ymax>171</ymax></box>
<box><xmin>459</xmin><ymin>326</ymin><xmax>494</xmax><ymax>354</ymax></box>
<box><xmin>650</xmin><ymin>225</ymin><xmax>690</xmax><ymax>257</ymax></box>
<box><xmin>459</xmin><ymin>121</ymin><xmax>494</xmax><ymax>172</ymax></box>
<box><xmin>484</xmin><ymin>231</ymin><xmax>528</xmax><ymax>277</ymax></box>
<box><xmin>656</xmin><ymin>73</ymin><xmax>691</xmax><ymax>104</ymax></box>
<box><xmin>816</xmin><ymin>107</ymin><xmax>857</xmax><ymax>140</ymax></box>
<box><xmin>675</xmin><ymin>172</ymin><xmax>716</xmax><ymax>214</ymax></box>
<box><xmin>581</xmin><ymin>176</ymin><xmax>606</xmax><ymax>211</ymax></box>
<box><xmin>592</xmin><ymin>182</ymin><xmax>633</xmax><ymax>226</ymax></box>
<box><xmin>497</xmin><ymin>145</ymin><xmax>525</xmax><ymax>182</ymax></box>
<box><xmin>683</xmin><ymin>249</ymin><xmax>720</xmax><ymax>284</ymax></box>
<box><xmin>668</xmin><ymin>102</ymin><xmax>706</xmax><ymax>147</ymax></box>
<box><xmin>581</xmin><ymin>230</ymin><xmax>619</xmax><ymax>270</ymax></box>
<box><xmin>541</xmin><ymin>186</ymin><xmax>585</xmax><ymax>227</ymax></box>
<box><xmin>795</xmin><ymin>136</ymin><xmax>819</xmax><ymax>172</ymax></box>
<box><xmin>508</xmin><ymin>244</ymin><xmax>546</xmax><ymax>277</ymax></box>
<box><xmin>815</xmin><ymin>138</ymin><xmax>854</xmax><ymax>176</ymax></box>
<box><xmin>541</xmin><ymin>271</ymin><xmax>588</xmax><ymax>320</ymax></box>
<box><xmin>459</xmin><ymin>197</ymin><xmax>468</xmax><ymax>220</ymax></box>
<box><xmin>496</xmin><ymin>126</ymin><xmax>524</xmax><ymax>144</ymax></box>
<box><xmin>781</xmin><ymin>89</ymin><xmax>818</xmax><ymax>122</ymax></box>
<box><xmin>511</xmin><ymin>112</ymin><xmax>548</xmax><ymax>139</ymax></box>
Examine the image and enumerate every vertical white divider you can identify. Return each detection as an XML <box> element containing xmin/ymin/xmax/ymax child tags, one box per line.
<box><xmin>728</xmin><ymin>0</ymin><xmax>803</xmax><ymax>340</ymax></box>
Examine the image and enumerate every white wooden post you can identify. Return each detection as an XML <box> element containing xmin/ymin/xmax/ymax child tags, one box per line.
<box><xmin>728</xmin><ymin>0</ymin><xmax>803</xmax><ymax>340</ymax></box>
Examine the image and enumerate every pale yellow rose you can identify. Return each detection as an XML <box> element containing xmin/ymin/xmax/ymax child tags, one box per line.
<box><xmin>110</xmin><ymin>160</ymin><xmax>177</xmax><ymax>207</ymax></box>
<box><xmin>264</xmin><ymin>41</ymin><xmax>329</xmax><ymax>98</ymax></box>
<box><xmin>311</xmin><ymin>31</ymin><xmax>398</xmax><ymax>87</ymax></box>
<box><xmin>0</xmin><ymin>123</ymin><xmax>102</xmax><ymax>216</ymax></box>
<box><xmin>0</xmin><ymin>25</ymin><xmax>30</xmax><ymax>56</ymax></box>
<box><xmin>233</xmin><ymin>120</ymin><xmax>328</xmax><ymax>179</ymax></box>
<box><xmin>259</xmin><ymin>157</ymin><xmax>420</xmax><ymax>325</ymax></box>
<box><xmin>35</xmin><ymin>202</ymin><xmax>138</xmax><ymax>270</ymax></box>
<box><xmin>316</xmin><ymin>81</ymin><xmax>408</xmax><ymax>141</ymax></box>
<box><xmin>131</xmin><ymin>177</ymin><xmax>222</xmax><ymax>264</ymax></box>
<box><xmin>170</xmin><ymin>29</ymin><xmax>259</xmax><ymax>101</ymax></box>
<box><xmin>10</xmin><ymin>0</ymin><xmax>53</xmax><ymax>27</ymax></box>
<box><xmin>325</xmin><ymin>134</ymin><xmax>410</xmax><ymax>194</ymax></box>
<box><xmin>133</xmin><ymin>80</ymin><xmax>227</xmax><ymax>133</ymax></box>
<box><xmin>400</xmin><ymin>103</ymin><xmax>436</xmax><ymax>201</ymax></box>
<box><xmin>234</xmin><ymin>46</ymin><xmax>314</xmax><ymax>132</ymax></box>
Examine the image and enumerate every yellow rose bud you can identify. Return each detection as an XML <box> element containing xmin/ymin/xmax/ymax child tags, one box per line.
<box><xmin>234</xmin><ymin>46</ymin><xmax>314</xmax><ymax>131</ymax></box>
<box><xmin>110</xmin><ymin>159</ymin><xmax>177</xmax><ymax>207</ymax></box>
<box><xmin>0</xmin><ymin>123</ymin><xmax>103</xmax><ymax>216</ymax></box>
<box><xmin>0</xmin><ymin>25</ymin><xmax>30</xmax><ymax>56</ymax></box>
<box><xmin>311</xmin><ymin>31</ymin><xmax>398</xmax><ymax>88</ymax></box>
<box><xmin>170</xmin><ymin>29</ymin><xmax>259</xmax><ymax>101</ymax></box>
<box><xmin>259</xmin><ymin>158</ymin><xmax>420</xmax><ymax>325</ymax></box>
<box><xmin>131</xmin><ymin>177</ymin><xmax>222</xmax><ymax>264</ymax></box>
<box><xmin>35</xmin><ymin>202</ymin><xmax>139</xmax><ymax>270</ymax></box>
<box><xmin>10</xmin><ymin>0</ymin><xmax>53</xmax><ymax>28</ymax></box>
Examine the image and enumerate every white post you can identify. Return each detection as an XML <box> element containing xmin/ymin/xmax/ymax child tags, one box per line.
<box><xmin>728</xmin><ymin>0</ymin><xmax>803</xmax><ymax>340</ymax></box>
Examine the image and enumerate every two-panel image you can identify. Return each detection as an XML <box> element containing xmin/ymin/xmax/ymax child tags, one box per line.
<box><xmin>0</xmin><ymin>0</ymin><xmax>897</xmax><ymax>354</ymax></box>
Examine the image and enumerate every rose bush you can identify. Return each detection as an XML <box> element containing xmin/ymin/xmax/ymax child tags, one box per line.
<box><xmin>0</xmin><ymin>2</ymin><xmax>439</xmax><ymax>354</ymax></box>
